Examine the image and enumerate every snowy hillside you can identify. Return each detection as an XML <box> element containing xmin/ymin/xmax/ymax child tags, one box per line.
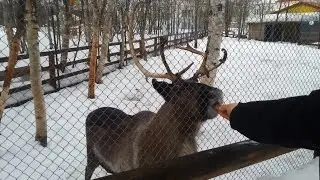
<box><xmin>0</xmin><ymin>31</ymin><xmax>319</xmax><ymax>179</ymax></box>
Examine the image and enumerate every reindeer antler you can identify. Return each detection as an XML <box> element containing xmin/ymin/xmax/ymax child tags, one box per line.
<box><xmin>176</xmin><ymin>40</ymin><xmax>227</xmax><ymax>81</ymax></box>
<box><xmin>159</xmin><ymin>36</ymin><xmax>194</xmax><ymax>79</ymax></box>
<box><xmin>127</xmin><ymin>3</ymin><xmax>171</xmax><ymax>80</ymax></box>
<box><xmin>127</xmin><ymin>3</ymin><xmax>193</xmax><ymax>81</ymax></box>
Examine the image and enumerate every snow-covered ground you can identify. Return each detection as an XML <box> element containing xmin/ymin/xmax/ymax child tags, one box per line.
<box><xmin>0</xmin><ymin>29</ymin><xmax>319</xmax><ymax>179</ymax></box>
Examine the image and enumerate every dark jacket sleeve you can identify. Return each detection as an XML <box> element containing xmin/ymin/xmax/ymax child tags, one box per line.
<box><xmin>229</xmin><ymin>89</ymin><xmax>320</xmax><ymax>151</ymax></box>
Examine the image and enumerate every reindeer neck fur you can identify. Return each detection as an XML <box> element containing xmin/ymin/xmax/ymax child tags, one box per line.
<box><xmin>149</xmin><ymin>102</ymin><xmax>201</xmax><ymax>137</ymax></box>
<box><xmin>137</xmin><ymin>102</ymin><xmax>201</xmax><ymax>167</ymax></box>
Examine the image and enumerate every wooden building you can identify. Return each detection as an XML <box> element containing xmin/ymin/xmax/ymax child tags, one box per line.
<box><xmin>247</xmin><ymin>2</ymin><xmax>320</xmax><ymax>44</ymax></box>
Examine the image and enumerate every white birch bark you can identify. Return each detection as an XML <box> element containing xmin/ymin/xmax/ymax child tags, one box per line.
<box><xmin>26</xmin><ymin>0</ymin><xmax>47</xmax><ymax>147</ymax></box>
<box><xmin>60</xmin><ymin>2</ymin><xmax>71</xmax><ymax>72</ymax></box>
<box><xmin>200</xmin><ymin>0</ymin><xmax>225</xmax><ymax>86</ymax></box>
<box><xmin>84</xmin><ymin>0</ymin><xmax>93</xmax><ymax>43</ymax></box>
<box><xmin>118</xmin><ymin>9</ymin><xmax>126</xmax><ymax>69</ymax></box>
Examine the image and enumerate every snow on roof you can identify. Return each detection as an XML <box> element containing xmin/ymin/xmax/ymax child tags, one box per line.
<box><xmin>247</xmin><ymin>12</ymin><xmax>320</xmax><ymax>23</ymax></box>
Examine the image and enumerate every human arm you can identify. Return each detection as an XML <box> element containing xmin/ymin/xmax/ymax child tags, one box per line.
<box><xmin>216</xmin><ymin>89</ymin><xmax>320</xmax><ymax>151</ymax></box>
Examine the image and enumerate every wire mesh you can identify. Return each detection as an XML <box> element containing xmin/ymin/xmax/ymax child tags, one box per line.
<box><xmin>0</xmin><ymin>0</ymin><xmax>318</xmax><ymax>180</ymax></box>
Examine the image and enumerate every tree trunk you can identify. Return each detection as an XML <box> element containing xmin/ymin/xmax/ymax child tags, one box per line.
<box><xmin>26</xmin><ymin>0</ymin><xmax>47</xmax><ymax>147</ymax></box>
<box><xmin>60</xmin><ymin>1</ymin><xmax>71</xmax><ymax>72</ymax></box>
<box><xmin>259</xmin><ymin>2</ymin><xmax>265</xmax><ymax>39</ymax></box>
<box><xmin>148</xmin><ymin>6</ymin><xmax>153</xmax><ymax>34</ymax></box>
<box><xmin>237</xmin><ymin>1</ymin><xmax>243</xmax><ymax>39</ymax></box>
<box><xmin>96</xmin><ymin>10</ymin><xmax>113</xmax><ymax>84</ymax></box>
<box><xmin>270</xmin><ymin>1</ymin><xmax>282</xmax><ymax>42</ymax></box>
<box><xmin>177</xmin><ymin>4</ymin><xmax>180</xmax><ymax>34</ymax></box>
<box><xmin>240</xmin><ymin>0</ymin><xmax>248</xmax><ymax>37</ymax></box>
<box><xmin>84</xmin><ymin>0</ymin><xmax>93</xmax><ymax>64</ymax></box>
<box><xmin>200</xmin><ymin>0</ymin><xmax>225</xmax><ymax>86</ymax></box>
<box><xmin>88</xmin><ymin>0</ymin><xmax>107</xmax><ymax>98</ymax></box>
<box><xmin>118</xmin><ymin>9</ymin><xmax>126</xmax><ymax>69</ymax></box>
<box><xmin>194</xmin><ymin>0</ymin><xmax>199</xmax><ymax>47</ymax></box>
<box><xmin>139</xmin><ymin>0</ymin><xmax>151</xmax><ymax>61</ymax></box>
<box><xmin>224</xmin><ymin>0</ymin><xmax>231</xmax><ymax>37</ymax></box>
<box><xmin>83</xmin><ymin>0</ymin><xmax>92</xmax><ymax>42</ymax></box>
<box><xmin>54</xmin><ymin>0</ymin><xmax>62</xmax><ymax>50</ymax></box>
<box><xmin>88</xmin><ymin>29</ymin><xmax>99</xmax><ymax>98</ymax></box>
<box><xmin>46</xmin><ymin>7</ymin><xmax>54</xmax><ymax>49</ymax></box>
<box><xmin>0</xmin><ymin>0</ymin><xmax>26</xmax><ymax>122</ymax></box>
<box><xmin>172</xmin><ymin>2</ymin><xmax>176</xmax><ymax>34</ymax></box>
<box><xmin>3</xmin><ymin>1</ymin><xmax>14</xmax><ymax>42</ymax></box>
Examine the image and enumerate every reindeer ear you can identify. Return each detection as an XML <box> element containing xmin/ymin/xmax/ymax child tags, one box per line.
<box><xmin>152</xmin><ymin>79</ymin><xmax>173</xmax><ymax>102</ymax></box>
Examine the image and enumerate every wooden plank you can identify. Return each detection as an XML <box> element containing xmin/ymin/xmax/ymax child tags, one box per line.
<box><xmin>94</xmin><ymin>140</ymin><xmax>295</xmax><ymax>180</ymax></box>
<box><xmin>7</xmin><ymin>55</ymin><xmax>133</xmax><ymax>95</ymax></box>
<box><xmin>0</xmin><ymin>66</ymin><xmax>49</xmax><ymax>81</ymax></box>
<box><xmin>9</xmin><ymin>78</ymin><xmax>51</xmax><ymax>94</ymax></box>
<box><xmin>5</xmin><ymin>69</ymin><xmax>117</xmax><ymax>109</ymax></box>
<box><xmin>0</xmin><ymin>38</ymin><xmax>149</xmax><ymax>63</ymax></box>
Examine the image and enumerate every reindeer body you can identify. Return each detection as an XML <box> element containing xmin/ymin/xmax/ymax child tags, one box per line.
<box><xmin>85</xmin><ymin>79</ymin><xmax>223</xmax><ymax>180</ymax></box>
<box><xmin>85</xmin><ymin>105</ymin><xmax>200</xmax><ymax>173</ymax></box>
<box><xmin>85</xmin><ymin>107</ymin><xmax>155</xmax><ymax>174</ymax></box>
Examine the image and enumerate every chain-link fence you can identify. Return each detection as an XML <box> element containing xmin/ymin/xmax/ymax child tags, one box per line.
<box><xmin>0</xmin><ymin>0</ymin><xmax>319</xmax><ymax>180</ymax></box>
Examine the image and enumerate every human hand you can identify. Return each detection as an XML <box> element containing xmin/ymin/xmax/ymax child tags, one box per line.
<box><xmin>214</xmin><ymin>103</ymin><xmax>238</xmax><ymax>120</ymax></box>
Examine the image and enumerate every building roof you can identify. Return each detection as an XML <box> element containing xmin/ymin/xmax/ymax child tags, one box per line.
<box><xmin>247</xmin><ymin>12</ymin><xmax>320</xmax><ymax>23</ymax></box>
<box><xmin>271</xmin><ymin>1</ymin><xmax>320</xmax><ymax>14</ymax></box>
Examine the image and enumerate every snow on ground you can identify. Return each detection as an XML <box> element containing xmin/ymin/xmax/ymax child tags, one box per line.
<box><xmin>0</xmin><ymin>33</ymin><xmax>319</xmax><ymax>179</ymax></box>
<box><xmin>258</xmin><ymin>157</ymin><xmax>319</xmax><ymax>180</ymax></box>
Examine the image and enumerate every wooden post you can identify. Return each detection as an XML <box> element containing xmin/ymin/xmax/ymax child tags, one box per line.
<box><xmin>139</xmin><ymin>40</ymin><xmax>143</xmax><ymax>57</ymax></box>
<box><xmin>107</xmin><ymin>46</ymin><xmax>111</xmax><ymax>62</ymax></box>
<box><xmin>48</xmin><ymin>52</ymin><xmax>57</xmax><ymax>89</ymax></box>
<box><xmin>119</xmin><ymin>43</ymin><xmax>124</xmax><ymax>68</ymax></box>
<box><xmin>153</xmin><ymin>37</ymin><xmax>158</xmax><ymax>56</ymax></box>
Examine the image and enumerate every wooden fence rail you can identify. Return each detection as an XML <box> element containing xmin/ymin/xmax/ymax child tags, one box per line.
<box><xmin>94</xmin><ymin>140</ymin><xmax>295</xmax><ymax>180</ymax></box>
<box><xmin>0</xmin><ymin>30</ymin><xmax>208</xmax><ymax>108</ymax></box>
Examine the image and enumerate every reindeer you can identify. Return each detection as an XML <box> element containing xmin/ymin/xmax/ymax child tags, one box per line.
<box><xmin>84</xmin><ymin>4</ymin><xmax>227</xmax><ymax>180</ymax></box>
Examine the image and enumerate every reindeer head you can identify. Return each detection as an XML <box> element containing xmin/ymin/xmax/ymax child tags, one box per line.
<box><xmin>151</xmin><ymin>78</ymin><xmax>223</xmax><ymax>121</ymax></box>
<box><xmin>127</xmin><ymin>4</ymin><xmax>227</xmax><ymax>121</ymax></box>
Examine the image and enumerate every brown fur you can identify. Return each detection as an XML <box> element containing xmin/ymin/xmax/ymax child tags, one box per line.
<box><xmin>85</xmin><ymin>79</ymin><xmax>223</xmax><ymax>180</ymax></box>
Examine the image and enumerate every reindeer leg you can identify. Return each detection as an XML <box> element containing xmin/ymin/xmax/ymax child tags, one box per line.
<box><xmin>85</xmin><ymin>151</ymin><xmax>99</xmax><ymax>180</ymax></box>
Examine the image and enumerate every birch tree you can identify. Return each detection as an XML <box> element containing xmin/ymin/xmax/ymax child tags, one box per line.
<box><xmin>60</xmin><ymin>0</ymin><xmax>72</xmax><ymax>72</ymax></box>
<box><xmin>0</xmin><ymin>0</ymin><xmax>26</xmax><ymax>122</ymax></box>
<box><xmin>224</xmin><ymin>0</ymin><xmax>233</xmax><ymax>37</ymax></box>
<box><xmin>46</xmin><ymin>5</ymin><xmax>54</xmax><ymax>50</ymax></box>
<box><xmin>118</xmin><ymin>2</ymin><xmax>129</xmax><ymax>69</ymax></box>
<box><xmin>200</xmin><ymin>0</ymin><xmax>225</xmax><ymax>85</ymax></box>
<box><xmin>137</xmin><ymin>0</ymin><xmax>151</xmax><ymax>61</ymax></box>
<box><xmin>26</xmin><ymin>0</ymin><xmax>47</xmax><ymax>147</ymax></box>
<box><xmin>83</xmin><ymin>0</ymin><xmax>92</xmax><ymax>43</ymax></box>
<box><xmin>194</xmin><ymin>0</ymin><xmax>199</xmax><ymax>47</ymax></box>
<box><xmin>236</xmin><ymin>0</ymin><xmax>249</xmax><ymax>39</ymax></box>
<box><xmin>83</xmin><ymin>0</ymin><xmax>93</xmax><ymax>64</ymax></box>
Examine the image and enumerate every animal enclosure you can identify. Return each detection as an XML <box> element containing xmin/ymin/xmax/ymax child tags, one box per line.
<box><xmin>0</xmin><ymin>1</ymin><xmax>319</xmax><ymax>180</ymax></box>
